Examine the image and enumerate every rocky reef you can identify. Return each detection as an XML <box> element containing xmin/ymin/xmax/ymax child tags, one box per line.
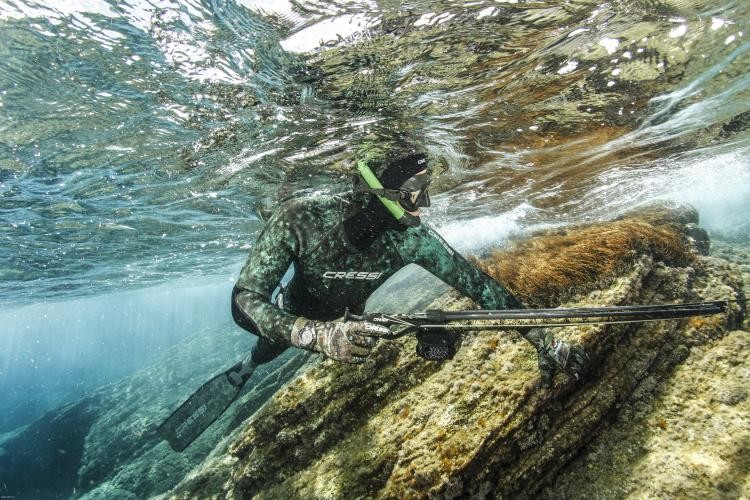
<box><xmin>163</xmin><ymin>203</ymin><xmax>747</xmax><ymax>499</ymax></box>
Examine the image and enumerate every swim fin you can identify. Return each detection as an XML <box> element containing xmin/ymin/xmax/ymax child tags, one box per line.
<box><xmin>158</xmin><ymin>355</ymin><xmax>256</xmax><ymax>452</ymax></box>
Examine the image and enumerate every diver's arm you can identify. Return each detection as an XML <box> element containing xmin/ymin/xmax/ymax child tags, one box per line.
<box><xmin>394</xmin><ymin>224</ymin><xmax>523</xmax><ymax>310</ymax></box>
<box><xmin>393</xmin><ymin>224</ymin><xmax>588</xmax><ymax>381</ymax></box>
<box><xmin>232</xmin><ymin>210</ymin><xmax>300</xmax><ymax>345</ymax></box>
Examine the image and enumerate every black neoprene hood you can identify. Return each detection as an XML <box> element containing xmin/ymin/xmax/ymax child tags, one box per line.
<box><xmin>378</xmin><ymin>153</ymin><xmax>429</xmax><ymax>188</ymax></box>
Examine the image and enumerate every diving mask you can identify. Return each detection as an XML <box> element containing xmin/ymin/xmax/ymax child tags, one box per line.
<box><xmin>396</xmin><ymin>171</ymin><xmax>431</xmax><ymax>212</ymax></box>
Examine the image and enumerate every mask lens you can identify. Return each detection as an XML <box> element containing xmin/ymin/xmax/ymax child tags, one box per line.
<box><xmin>399</xmin><ymin>172</ymin><xmax>431</xmax><ymax>211</ymax></box>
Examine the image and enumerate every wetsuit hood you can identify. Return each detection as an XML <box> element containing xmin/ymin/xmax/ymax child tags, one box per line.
<box><xmin>378</xmin><ymin>153</ymin><xmax>429</xmax><ymax>189</ymax></box>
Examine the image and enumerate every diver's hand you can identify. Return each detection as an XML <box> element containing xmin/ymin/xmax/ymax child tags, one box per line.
<box><xmin>290</xmin><ymin>318</ymin><xmax>390</xmax><ymax>363</ymax></box>
<box><xmin>524</xmin><ymin>328</ymin><xmax>589</xmax><ymax>384</ymax></box>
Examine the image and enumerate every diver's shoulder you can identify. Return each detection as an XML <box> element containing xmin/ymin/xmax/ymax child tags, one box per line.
<box><xmin>275</xmin><ymin>192</ymin><xmax>349</xmax><ymax>220</ymax></box>
<box><xmin>278</xmin><ymin>192</ymin><xmax>348</xmax><ymax>211</ymax></box>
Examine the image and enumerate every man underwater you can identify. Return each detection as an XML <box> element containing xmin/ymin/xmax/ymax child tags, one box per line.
<box><xmin>231</xmin><ymin>152</ymin><xmax>588</xmax><ymax>383</ymax></box>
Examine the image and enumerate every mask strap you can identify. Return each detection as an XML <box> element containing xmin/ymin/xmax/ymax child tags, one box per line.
<box><xmin>352</xmin><ymin>176</ymin><xmax>402</xmax><ymax>201</ymax></box>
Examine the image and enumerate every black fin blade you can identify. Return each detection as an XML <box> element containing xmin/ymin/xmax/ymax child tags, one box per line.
<box><xmin>157</xmin><ymin>370</ymin><xmax>242</xmax><ymax>452</ymax></box>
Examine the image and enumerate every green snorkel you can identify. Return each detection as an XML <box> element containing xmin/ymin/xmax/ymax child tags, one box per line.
<box><xmin>356</xmin><ymin>159</ymin><xmax>421</xmax><ymax>227</ymax></box>
<box><xmin>357</xmin><ymin>159</ymin><xmax>405</xmax><ymax>219</ymax></box>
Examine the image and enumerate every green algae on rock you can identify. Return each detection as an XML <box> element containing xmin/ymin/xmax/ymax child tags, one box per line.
<box><xmin>543</xmin><ymin>329</ymin><xmax>750</xmax><ymax>499</ymax></box>
<box><xmin>164</xmin><ymin>204</ymin><xmax>746</xmax><ymax>499</ymax></box>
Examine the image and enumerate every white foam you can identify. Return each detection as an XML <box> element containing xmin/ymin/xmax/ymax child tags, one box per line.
<box><xmin>435</xmin><ymin>204</ymin><xmax>535</xmax><ymax>252</ymax></box>
<box><xmin>654</xmin><ymin>149</ymin><xmax>750</xmax><ymax>232</ymax></box>
<box><xmin>0</xmin><ymin>0</ymin><xmax>117</xmax><ymax>20</ymax></box>
<box><xmin>599</xmin><ymin>37</ymin><xmax>620</xmax><ymax>55</ymax></box>
<box><xmin>281</xmin><ymin>14</ymin><xmax>375</xmax><ymax>53</ymax></box>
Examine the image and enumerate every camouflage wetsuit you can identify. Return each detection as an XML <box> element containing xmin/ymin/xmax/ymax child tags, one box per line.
<box><xmin>231</xmin><ymin>192</ymin><xmax>522</xmax><ymax>361</ymax></box>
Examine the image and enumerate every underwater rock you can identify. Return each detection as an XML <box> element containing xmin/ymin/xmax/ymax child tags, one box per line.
<box><xmin>164</xmin><ymin>204</ymin><xmax>746</xmax><ymax>499</ymax></box>
<box><xmin>0</xmin><ymin>395</ymin><xmax>101</xmax><ymax>500</ymax></box>
<box><xmin>78</xmin><ymin>346</ymin><xmax>312</xmax><ymax>500</ymax></box>
<box><xmin>0</xmin><ymin>324</ymin><xmax>311</xmax><ymax>500</ymax></box>
<box><xmin>543</xmin><ymin>329</ymin><xmax>750</xmax><ymax>499</ymax></box>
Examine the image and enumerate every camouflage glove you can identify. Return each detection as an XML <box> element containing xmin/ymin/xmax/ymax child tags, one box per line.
<box><xmin>524</xmin><ymin>328</ymin><xmax>589</xmax><ymax>384</ymax></box>
<box><xmin>290</xmin><ymin>317</ymin><xmax>390</xmax><ymax>363</ymax></box>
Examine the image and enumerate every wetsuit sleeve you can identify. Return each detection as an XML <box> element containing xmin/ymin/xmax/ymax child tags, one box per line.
<box><xmin>232</xmin><ymin>208</ymin><xmax>300</xmax><ymax>346</ymax></box>
<box><xmin>392</xmin><ymin>225</ymin><xmax>523</xmax><ymax>310</ymax></box>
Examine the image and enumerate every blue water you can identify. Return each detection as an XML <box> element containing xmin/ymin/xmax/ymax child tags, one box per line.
<box><xmin>1</xmin><ymin>0</ymin><xmax>749</xmax><ymax>495</ymax></box>
<box><xmin>0</xmin><ymin>276</ymin><xmax>235</xmax><ymax>432</ymax></box>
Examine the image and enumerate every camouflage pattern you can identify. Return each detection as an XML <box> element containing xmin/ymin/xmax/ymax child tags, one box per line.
<box><xmin>233</xmin><ymin>192</ymin><xmax>522</xmax><ymax>349</ymax></box>
<box><xmin>290</xmin><ymin>316</ymin><xmax>389</xmax><ymax>363</ymax></box>
<box><xmin>525</xmin><ymin>328</ymin><xmax>590</xmax><ymax>383</ymax></box>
